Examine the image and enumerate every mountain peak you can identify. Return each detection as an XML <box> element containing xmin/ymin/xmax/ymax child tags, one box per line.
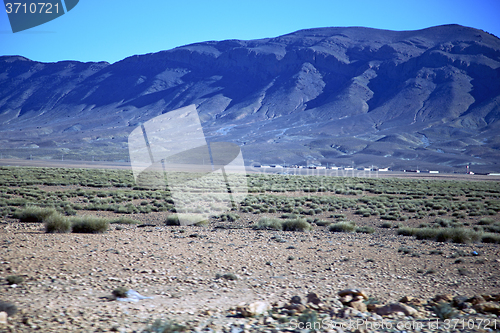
<box><xmin>1</xmin><ymin>25</ymin><xmax>499</xmax><ymax>172</ymax></box>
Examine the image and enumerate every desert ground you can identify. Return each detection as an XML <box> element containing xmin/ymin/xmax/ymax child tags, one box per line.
<box><xmin>1</xmin><ymin>164</ymin><xmax>499</xmax><ymax>332</ymax></box>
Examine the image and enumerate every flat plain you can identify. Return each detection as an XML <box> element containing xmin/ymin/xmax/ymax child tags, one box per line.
<box><xmin>1</xmin><ymin>166</ymin><xmax>499</xmax><ymax>332</ymax></box>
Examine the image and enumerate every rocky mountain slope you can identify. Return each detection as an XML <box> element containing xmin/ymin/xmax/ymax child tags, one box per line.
<box><xmin>1</xmin><ymin>24</ymin><xmax>499</xmax><ymax>172</ymax></box>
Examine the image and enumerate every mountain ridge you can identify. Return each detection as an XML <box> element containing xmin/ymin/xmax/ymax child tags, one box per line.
<box><xmin>1</xmin><ymin>24</ymin><xmax>499</xmax><ymax>172</ymax></box>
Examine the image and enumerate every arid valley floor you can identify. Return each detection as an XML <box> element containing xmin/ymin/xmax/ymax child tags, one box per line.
<box><xmin>1</xmin><ymin>166</ymin><xmax>500</xmax><ymax>332</ymax></box>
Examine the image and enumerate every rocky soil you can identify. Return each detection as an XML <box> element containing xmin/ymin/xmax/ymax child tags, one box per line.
<box><xmin>1</xmin><ymin>219</ymin><xmax>499</xmax><ymax>332</ymax></box>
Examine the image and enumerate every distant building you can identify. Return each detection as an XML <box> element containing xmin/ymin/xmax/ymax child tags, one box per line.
<box><xmin>378</xmin><ymin>168</ymin><xmax>389</xmax><ymax>172</ymax></box>
<box><xmin>429</xmin><ymin>171</ymin><xmax>439</xmax><ymax>174</ymax></box>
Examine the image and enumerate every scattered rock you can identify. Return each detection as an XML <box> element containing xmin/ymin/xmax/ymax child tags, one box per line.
<box><xmin>374</xmin><ymin>302</ymin><xmax>418</xmax><ymax>316</ymax></box>
<box><xmin>285</xmin><ymin>304</ymin><xmax>306</xmax><ymax>312</ymax></box>
<box><xmin>339</xmin><ymin>295</ymin><xmax>353</xmax><ymax>304</ymax></box>
<box><xmin>432</xmin><ymin>294</ymin><xmax>453</xmax><ymax>303</ymax></box>
<box><xmin>349</xmin><ymin>300</ymin><xmax>367</xmax><ymax>312</ymax></box>
<box><xmin>338</xmin><ymin>289</ymin><xmax>368</xmax><ymax>300</ymax></box>
<box><xmin>307</xmin><ymin>292</ymin><xmax>321</xmax><ymax>305</ymax></box>
<box><xmin>290</xmin><ymin>296</ymin><xmax>302</xmax><ymax>304</ymax></box>
<box><xmin>0</xmin><ymin>312</ymin><xmax>7</xmax><ymax>325</ymax></box>
<box><xmin>482</xmin><ymin>294</ymin><xmax>500</xmax><ymax>302</ymax></box>
<box><xmin>400</xmin><ymin>295</ymin><xmax>423</xmax><ymax>307</ymax></box>
<box><xmin>0</xmin><ymin>301</ymin><xmax>17</xmax><ymax>317</ymax></box>
<box><xmin>338</xmin><ymin>289</ymin><xmax>368</xmax><ymax>312</ymax></box>
<box><xmin>474</xmin><ymin>302</ymin><xmax>500</xmax><ymax>315</ymax></box>
<box><xmin>237</xmin><ymin>301</ymin><xmax>270</xmax><ymax>317</ymax></box>
<box><xmin>468</xmin><ymin>295</ymin><xmax>486</xmax><ymax>305</ymax></box>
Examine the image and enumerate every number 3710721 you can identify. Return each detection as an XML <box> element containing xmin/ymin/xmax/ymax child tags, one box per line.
<box><xmin>5</xmin><ymin>2</ymin><xmax>59</xmax><ymax>14</ymax></box>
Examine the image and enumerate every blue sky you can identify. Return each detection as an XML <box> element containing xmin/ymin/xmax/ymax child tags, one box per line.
<box><xmin>1</xmin><ymin>0</ymin><xmax>499</xmax><ymax>64</ymax></box>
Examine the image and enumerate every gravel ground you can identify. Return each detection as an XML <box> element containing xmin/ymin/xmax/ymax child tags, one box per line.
<box><xmin>1</xmin><ymin>220</ymin><xmax>499</xmax><ymax>332</ymax></box>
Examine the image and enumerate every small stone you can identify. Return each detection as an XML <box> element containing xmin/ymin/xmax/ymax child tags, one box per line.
<box><xmin>308</xmin><ymin>303</ymin><xmax>320</xmax><ymax>310</ymax></box>
<box><xmin>352</xmin><ymin>295</ymin><xmax>365</xmax><ymax>302</ymax></box>
<box><xmin>349</xmin><ymin>300</ymin><xmax>367</xmax><ymax>312</ymax></box>
<box><xmin>0</xmin><ymin>312</ymin><xmax>7</xmax><ymax>325</ymax></box>
<box><xmin>468</xmin><ymin>295</ymin><xmax>486</xmax><ymax>305</ymax></box>
<box><xmin>338</xmin><ymin>307</ymin><xmax>353</xmax><ymax>318</ymax></box>
<box><xmin>374</xmin><ymin>303</ymin><xmax>418</xmax><ymax>316</ymax></box>
<box><xmin>338</xmin><ymin>289</ymin><xmax>368</xmax><ymax>300</ymax></box>
<box><xmin>237</xmin><ymin>301</ymin><xmax>270</xmax><ymax>317</ymax></box>
<box><xmin>307</xmin><ymin>292</ymin><xmax>321</xmax><ymax>305</ymax></box>
<box><xmin>432</xmin><ymin>294</ymin><xmax>453</xmax><ymax>303</ymax></box>
<box><xmin>340</xmin><ymin>295</ymin><xmax>353</xmax><ymax>304</ymax></box>
<box><xmin>399</xmin><ymin>296</ymin><xmax>414</xmax><ymax>303</ymax></box>
<box><xmin>474</xmin><ymin>302</ymin><xmax>500</xmax><ymax>315</ymax></box>
<box><xmin>286</xmin><ymin>304</ymin><xmax>306</xmax><ymax>312</ymax></box>
<box><xmin>290</xmin><ymin>296</ymin><xmax>302</xmax><ymax>304</ymax></box>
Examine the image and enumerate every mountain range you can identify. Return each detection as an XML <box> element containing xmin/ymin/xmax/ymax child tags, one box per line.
<box><xmin>1</xmin><ymin>24</ymin><xmax>499</xmax><ymax>172</ymax></box>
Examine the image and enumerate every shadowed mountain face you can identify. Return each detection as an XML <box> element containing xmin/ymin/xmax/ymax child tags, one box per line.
<box><xmin>1</xmin><ymin>24</ymin><xmax>500</xmax><ymax>172</ymax></box>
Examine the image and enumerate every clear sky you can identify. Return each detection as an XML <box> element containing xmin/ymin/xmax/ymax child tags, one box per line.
<box><xmin>1</xmin><ymin>0</ymin><xmax>499</xmax><ymax>64</ymax></box>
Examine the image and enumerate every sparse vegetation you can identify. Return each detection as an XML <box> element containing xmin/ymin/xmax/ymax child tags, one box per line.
<box><xmin>432</xmin><ymin>302</ymin><xmax>458</xmax><ymax>320</ymax></box>
<box><xmin>44</xmin><ymin>212</ymin><xmax>72</xmax><ymax>233</ymax></box>
<box><xmin>282</xmin><ymin>218</ymin><xmax>312</xmax><ymax>231</ymax></box>
<box><xmin>398</xmin><ymin>227</ymin><xmax>483</xmax><ymax>243</ymax></box>
<box><xmin>112</xmin><ymin>287</ymin><xmax>129</xmax><ymax>298</ymax></box>
<box><xmin>143</xmin><ymin>319</ymin><xmax>187</xmax><ymax>333</ymax></box>
<box><xmin>14</xmin><ymin>206</ymin><xmax>58</xmax><ymax>222</ymax></box>
<box><xmin>71</xmin><ymin>216</ymin><xmax>109</xmax><ymax>233</ymax></box>
<box><xmin>215</xmin><ymin>272</ymin><xmax>238</xmax><ymax>281</ymax></box>
<box><xmin>0</xmin><ymin>300</ymin><xmax>17</xmax><ymax>316</ymax></box>
<box><xmin>6</xmin><ymin>275</ymin><xmax>23</xmax><ymax>285</ymax></box>
<box><xmin>329</xmin><ymin>221</ymin><xmax>356</xmax><ymax>233</ymax></box>
<box><xmin>254</xmin><ymin>216</ymin><xmax>311</xmax><ymax>231</ymax></box>
<box><xmin>0</xmin><ymin>166</ymin><xmax>498</xmax><ymax>243</ymax></box>
<box><xmin>110</xmin><ymin>216</ymin><xmax>141</xmax><ymax>224</ymax></box>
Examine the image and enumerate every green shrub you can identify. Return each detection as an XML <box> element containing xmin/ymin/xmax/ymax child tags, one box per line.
<box><xmin>478</xmin><ymin>217</ymin><xmax>495</xmax><ymax>225</ymax></box>
<box><xmin>44</xmin><ymin>212</ymin><xmax>72</xmax><ymax>233</ymax></box>
<box><xmin>220</xmin><ymin>213</ymin><xmax>240</xmax><ymax>222</ymax></box>
<box><xmin>435</xmin><ymin>218</ymin><xmax>452</xmax><ymax>227</ymax></box>
<box><xmin>434</xmin><ymin>228</ymin><xmax>482</xmax><ymax>243</ymax></box>
<box><xmin>110</xmin><ymin>216</ymin><xmax>140</xmax><ymax>224</ymax></box>
<box><xmin>6</xmin><ymin>275</ymin><xmax>23</xmax><ymax>285</ymax></box>
<box><xmin>193</xmin><ymin>219</ymin><xmax>209</xmax><ymax>227</ymax></box>
<box><xmin>254</xmin><ymin>216</ymin><xmax>283</xmax><ymax>231</ymax></box>
<box><xmin>219</xmin><ymin>273</ymin><xmax>238</xmax><ymax>281</ymax></box>
<box><xmin>399</xmin><ymin>227</ymin><xmax>483</xmax><ymax>244</ymax></box>
<box><xmin>329</xmin><ymin>221</ymin><xmax>356</xmax><ymax>233</ymax></box>
<box><xmin>432</xmin><ymin>302</ymin><xmax>458</xmax><ymax>320</ymax></box>
<box><xmin>380</xmin><ymin>222</ymin><xmax>392</xmax><ymax>228</ymax></box>
<box><xmin>297</xmin><ymin>309</ymin><xmax>319</xmax><ymax>328</ymax></box>
<box><xmin>112</xmin><ymin>287</ymin><xmax>129</xmax><ymax>298</ymax></box>
<box><xmin>314</xmin><ymin>220</ymin><xmax>331</xmax><ymax>226</ymax></box>
<box><xmin>14</xmin><ymin>206</ymin><xmax>58</xmax><ymax>222</ymax></box>
<box><xmin>397</xmin><ymin>227</ymin><xmax>417</xmax><ymax>237</ymax></box>
<box><xmin>0</xmin><ymin>300</ymin><xmax>17</xmax><ymax>316</ymax></box>
<box><xmin>143</xmin><ymin>319</ymin><xmax>187</xmax><ymax>333</ymax></box>
<box><xmin>482</xmin><ymin>233</ymin><xmax>500</xmax><ymax>243</ymax></box>
<box><xmin>71</xmin><ymin>216</ymin><xmax>109</xmax><ymax>233</ymax></box>
<box><xmin>398</xmin><ymin>247</ymin><xmax>411</xmax><ymax>254</ymax></box>
<box><xmin>282</xmin><ymin>218</ymin><xmax>312</xmax><ymax>232</ymax></box>
<box><xmin>165</xmin><ymin>215</ymin><xmax>180</xmax><ymax>226</ymax></box>
<box><xmin>356</xmin><ymin>226</ymin><xmax>375</xmax><ymax>234</ymax></box>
